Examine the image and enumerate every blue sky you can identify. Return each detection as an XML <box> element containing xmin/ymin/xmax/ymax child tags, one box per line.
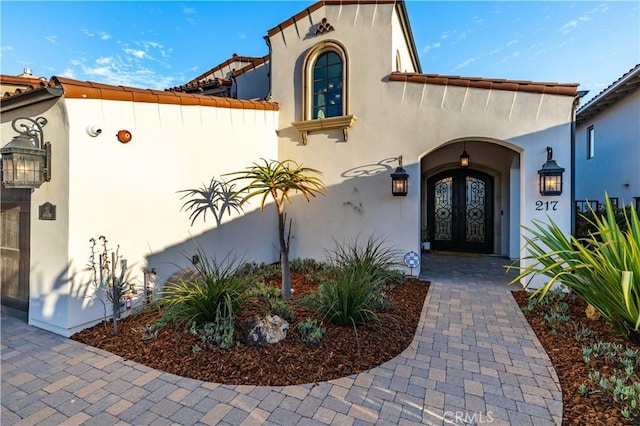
<box><xmin>1</xmin><ymin>1</ymin><xmax>638</xmax><ymax>103</ymax></box>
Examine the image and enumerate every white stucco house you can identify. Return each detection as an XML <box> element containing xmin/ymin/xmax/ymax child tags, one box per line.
<box><xmin>1</xmin><ymin>0</ymin><xmax>580</xmax><ymax>336</ymax></box>
<box><xmin>574</xmin><ymin>64</ymin><xmax>640</xmax><ymax>214</ymax></box>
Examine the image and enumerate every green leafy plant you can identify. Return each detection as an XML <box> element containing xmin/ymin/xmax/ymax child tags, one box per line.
<box><xmin>159</xmin><ymin>249</ymin><xmax>248</xmax><ymax>327</ymax></box>
<box><xmin>178</xmin><ymin>177</ymin><xmax>244</xmax><ymax>226</ymax></box>
<box><xmin>309</xmin><ymin>235</ymin><xmax>400</xmax><ymax>326</ymax></box>
<box><xmin>225</xmin><ymin>159</ymin><xmax>327</xmax><ymax>300</ymax></box>
<box><xmin>297</xmin><ymin>318</ymin><xmax>326</xmax><ymax>346</ymax></box>
<box><xmin>188</xmin><ymin>301</ymin><xmax>236</xmax><ymax>351</ymax></box>
<box><xmin>248</xmin><ymin>283</ymin><xmax>296</xmax><ymax>321</ymax></box>
<box><xmin>585</xmin><ymin>342</ymin><xmax>640</xmax><ymax>421</ymax></box>
<box><xmin>510</xmin><ymin>195</ymin><xmax>640</xmax><ymax>342</ymax></box>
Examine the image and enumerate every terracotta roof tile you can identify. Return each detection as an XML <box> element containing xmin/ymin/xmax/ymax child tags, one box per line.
<box><xmin>43</xmin><ymin>76</ymin><xmax>278</xmax><ymax>110</ymax></box>
<box><xmin>389</xmin><ymin>72</ymin><xmax>578</xmax><ymax>97</ymax></box>
<box><xmin>232</xmin><ymin>55</ymin><xmax>270</xmax><ymax>78</ymax></box>
<box><xmin>1</xmin><ymin>74</ymin><xmax>49</xmax><ymax>98</ymax></box>
<box><xmin>186</xmin><ymin>55</ymin><xmax>265</xmax><ymax>86</ymax></box>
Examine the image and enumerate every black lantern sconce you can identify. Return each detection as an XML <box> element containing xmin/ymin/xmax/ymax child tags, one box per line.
<box><xmin>1</xmin><ymin>117</ymin><xmax>51</xmax><ymax>189</ymax></box>
<box><xmin>538</xmin><ymin>147</ymin><xmax>564</xmax><ymax>196</ymax></box>
<box><xmin>391</xmin><ymin>155</ymin><xmax>409</xmax><ymax>196</ymax></box>
<box><xmin>460</xmin><ymin>142</ymin><xmax>470</xmax><ymax>168</ymax></box>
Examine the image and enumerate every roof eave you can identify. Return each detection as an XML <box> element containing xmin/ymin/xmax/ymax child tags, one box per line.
<box><xmin>576</xmin><ymin>64</ymin><xmax>640</xmax><ymax>121</ymax></box>
<box><xmin>1</xmin><ymin>86</ymin><xmax>64</xmax><ymax>113</ymax></box>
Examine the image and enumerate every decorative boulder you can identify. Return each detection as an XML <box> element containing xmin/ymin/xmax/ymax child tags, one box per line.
<box><xmin>585</xmin><ymin>304</ymin><xmax>601</xmax><ymax>321</ymax></box>
<box><xmin>242</xmin><ymin>315</ymin><xmax>289</xmax><ymax>346</ymax></box>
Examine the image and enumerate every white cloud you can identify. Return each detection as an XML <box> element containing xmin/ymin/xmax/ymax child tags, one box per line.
<box><xmin>82</xmin><ymin>29</ymin><xmax>95</xmax><ymax>37</ymax></box>
<box><xmin>422</xmin><ymin>42</ymin><xmax>441</xmax><ymax>54</ymax></box>
<box><xmin>100</xmin><ymin>33</ymin><xmax>112</xmax><ymax>41</ymax></box>
<box><xmin>452</xmin><ymin>57</ymin><xmax>477</xmax><ymax>72</ymax></box>
<box><xmin>559</xmin><ymin>4</ymin><xmax>609</xmax><ymax>34</ymax></box>
<box><xmin>80</xmin><ymin>56</ymin><xmax>180</xmax><ymax>90</ymax></box>
<box><xmin>45</xmin><ymin>35</ymin><xmax>58</xmax><ymax>44</ymax></box>
<box><xmin>182</xmin><ymin>6</ymin><xmax>196</xmax><ymax>14</ymax></box>
<box><xmin>61</xmin><ymin>68</ymin><xmax>76</xmax><ymax>79</ymax></box>
<box><xmin>239</xmin><ymin>33</ymin><xmax>247</xmax><ymax>40</ymax></box>
<box><xmin>1</xmin><ymin>45</ymin><xmax>13</xmax><ymax>52</ymax></box>
<box><xmin>559</xmin><ymin>21</ymin><xmax>578</xmax><ymax>34</ymax></box>
<box><xmin>125</xmin><ymin>49</ymin><xmax>146</xmax><ymax>59</ymax></box>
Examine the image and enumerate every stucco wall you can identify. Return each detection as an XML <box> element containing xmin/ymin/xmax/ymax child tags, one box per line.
<box><xmin>269</xmin><ymin>2</ymin><xmax>575</xmax><ymax>283</ymax></box>
<box><xmin>21</xmin><ymin>97</ymin><xmax>280</xmax><ymax>336</ymax></box>
<box><xmin>575</xmin><ymin>93</ymin><xmax>640</xmax><ymax>204</ymax></box>
<box><xmin>1</xmin><ymin>98</ymin><xmax>72</xmax><ymax>334</ymax></box>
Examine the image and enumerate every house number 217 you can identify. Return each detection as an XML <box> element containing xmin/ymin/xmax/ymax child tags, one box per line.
<box><xmin>535</xmin><ymin>201</ymin><xmax>558</xmax><ymax>211</ymax></box>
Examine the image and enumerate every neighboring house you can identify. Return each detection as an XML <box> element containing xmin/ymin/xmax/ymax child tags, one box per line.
<box><xmin>575</xmin><ymin>64</ymin><xmax>640</xmax><ymax>213</ymax></box>
<box><xmin>1</xmin><ymin>0</ymin><xmax>579</xmax><ymax>336</ymax></box>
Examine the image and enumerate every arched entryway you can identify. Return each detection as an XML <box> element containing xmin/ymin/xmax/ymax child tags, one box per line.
<box><xmin>426</xmin><ymin>169</ymin><xmax>494</xmax><ymax>253</ymax></box>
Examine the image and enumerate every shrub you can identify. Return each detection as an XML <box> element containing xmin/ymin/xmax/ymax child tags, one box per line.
<box><xmin>159</xmin><ymin>250</ymin><xmax>248</xmax><ymax>327</ymax></box>
<box><xmin>247</xmin><ymin>283</ymin><xmax>296</xmax><ymax>321</ymax></box>
<box><xmin>585</xmin><ymin>342</ymin><xmax>640</xmax><ymax>421</ymax></box>
<box><xmin>511</xmin><ymin>195</ymin><xmax>640</xmax><ymax>342</ymax></box>
<box><xmin>297</xmin><ymin>318</ymin><xmax>326</xmax><ymax>346</ymax></box>
<box><xmin>310</xmin><ymin>235</ymin><xmax>400</xmax><ymax>326</ymax></box>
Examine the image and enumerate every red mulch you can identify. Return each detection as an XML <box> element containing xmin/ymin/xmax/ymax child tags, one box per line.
<box><xmin>72</xmin><ymin>274</ymin><xmax>429</xmax><ymax>386</ymax></box>
<box><xmin>513</xmin><ymin>290</ymin><xmax>639</xmax><ymax>426</ymax></box>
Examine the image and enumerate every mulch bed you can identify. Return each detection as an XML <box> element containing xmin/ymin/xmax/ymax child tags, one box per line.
<box><xmin>513</xmin><ymin>290</ymin><xmax>639</xmax><ymax>426</ymax></box>
<box><xmin>72</xmin><ymin>274</ymin><xmax>429</xmax><ymax>386</ymax></box>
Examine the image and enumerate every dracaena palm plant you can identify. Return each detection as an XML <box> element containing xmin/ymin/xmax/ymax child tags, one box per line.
<box><xmin>225</xmin><ymin>159</ymin><xmax>326</xmax><ymax>300</ymax></box>
<box><xmin>511</xmin><ymin>195</ymin><xmax>640</xmax><ymax>342</ymax></box>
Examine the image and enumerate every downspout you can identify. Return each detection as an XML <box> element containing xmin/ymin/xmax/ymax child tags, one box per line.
<box><xmin>570</xmin><ymin>96</ymin><xmax>578</xmax><ymax>235</ymax></box>
<box><xmin>263</xmin><ymin>35</ymin><xmax>272</xmax><ymax>101</ymax></box>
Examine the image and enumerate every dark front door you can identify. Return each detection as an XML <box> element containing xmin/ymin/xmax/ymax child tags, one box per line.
<box><xmin>427</xmin><ymin>170</ymin><xmax>493</xmax><ymax>253</ymax></box>
<box><xmin>1</xmin><ymin>188</ymin><xmax>31</xmax><ymax>311</ymax></box>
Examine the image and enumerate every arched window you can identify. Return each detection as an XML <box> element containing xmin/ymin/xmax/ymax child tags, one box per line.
<box><xmin>293</xmin><ymin>40</ymin><xmax>355</xmax><ymax>144</ymax></box>
<box><xmin>312</xmin><ymin>51</ymin><xmax>343</xmax><ymax>119</ymax></box>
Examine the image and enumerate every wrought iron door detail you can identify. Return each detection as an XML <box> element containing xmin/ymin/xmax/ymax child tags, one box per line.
<box><xmin>427</xmin><ymin>170</ymin><xmax>493</xmax><ymax>253</ymax></box>
<box><xmin>465</xmin><ymin>176</ymin><xmax>486</xmax><ymax>243</ymax></box>
<box><xmin>434</xmin><ymin>177</ymin><xmax>453</xmax><ymax>241</ymax></box>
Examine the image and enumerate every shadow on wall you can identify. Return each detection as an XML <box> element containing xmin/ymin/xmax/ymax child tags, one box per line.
<box><xmin>143</xmin><ymin>157</ymin><xmax>412</xmax><ymax>291</ymax></box>
<box><xmin>145</xmin><ymin>207</ymin><xmax>279</xmax><ymax>289</ymax></box>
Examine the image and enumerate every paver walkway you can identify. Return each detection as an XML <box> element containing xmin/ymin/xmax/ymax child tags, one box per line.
<box><xmin>1</xmin><ymin>253</ymin><xmax>562</xmax><ymax>425</ymax></box>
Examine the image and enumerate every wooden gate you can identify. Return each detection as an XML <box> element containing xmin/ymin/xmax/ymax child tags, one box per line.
<box><xmin>1</xmin><ymin>188</ymin><xmax>30</xmax><ymax>310</ymax></box>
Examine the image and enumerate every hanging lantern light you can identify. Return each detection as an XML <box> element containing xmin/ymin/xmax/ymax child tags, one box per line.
<box><xmin>538</xmin><ymin>147</ymin><xmax>564</xmax><ymax>196</ymax></box>
<box><xmin>391</xmin><ymin>155</ymin><xmax>409</xmax><ymax>196</ymax></box>
<box><xmin>1</xmin><ymin>117</ymin><xmax>51</xmax><ymax>189</ymax></box>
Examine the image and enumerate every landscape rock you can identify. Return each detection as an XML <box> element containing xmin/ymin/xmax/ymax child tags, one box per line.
<box><xmin>242</xmin><ymin>314</ymin><xmax>289</xmax><ymax>346</ymax></box>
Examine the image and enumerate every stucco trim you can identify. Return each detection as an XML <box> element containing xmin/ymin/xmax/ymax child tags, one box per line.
<box><xmin>48</xmin><ymin>76</ymin><xmax>279</xmax><ymax>111</ymax></box>
<box><xmin>292</xmin><ymin>114</ymin><xmax>357</xmax><ymax>144</ymax></box>
<box><xmin>389</xmin><ymin>72</ymin><xmax>578</xmax><ymax>96</ymax></box>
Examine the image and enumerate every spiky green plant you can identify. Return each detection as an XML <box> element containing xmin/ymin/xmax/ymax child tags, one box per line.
<box><xmin>225</xmin><ymin>159</ymin><xmax>326</xmax><ymax>300</ymax></box>
<box><xmin>310</xmin><ymin>235</ymin><xmax>401</xmax><ymax>326</ymax></box>
<box><xmin>178</xmin><ymin>177</ymin><xmax>244</xmax><ymax>226</ymax></box>
<box><xmin>159</xmin><ymin>250</ymin><xmax>248</xmax><ymax>326</ymax></box>
<box><xmin>510</xmin><ymin>195</ymin><xmax>640</xmax><ymax>341</ymax></box>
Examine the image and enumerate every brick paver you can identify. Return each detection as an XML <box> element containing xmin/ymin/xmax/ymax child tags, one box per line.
<box><xmin>1</xmin><ymin>254</ymin><xmax>562</xmax><ymax>425</ymax></box>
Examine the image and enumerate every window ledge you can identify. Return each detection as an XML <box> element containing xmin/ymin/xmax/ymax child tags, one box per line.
<box><xmin>292</xmin><ymin>114</ymin><xmax>357</xmax><ymax>145</ymax></box>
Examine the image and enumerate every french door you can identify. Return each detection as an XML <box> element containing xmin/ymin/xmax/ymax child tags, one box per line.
<box><xmin>427</xmin><ymin>170</ymin><xmax>493</xmax><ymax>253</ymax></box>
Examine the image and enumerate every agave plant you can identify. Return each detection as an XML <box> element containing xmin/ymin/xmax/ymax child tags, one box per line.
<box><xmin>511</xmin><ymin>195</ymin><xmax>640</xmax><ymax>342</ymax></box>
<box><xmin>178</xmin><ymin>177</ymin><xmax>244</xmax><ymax>226</ymax></box>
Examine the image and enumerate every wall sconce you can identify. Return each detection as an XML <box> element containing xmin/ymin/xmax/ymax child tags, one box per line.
<box><xmin>460</xmin><ymin>142</ymin><xmax>470</xmax><ymax>168</ymax></box>
<box><xmin>538</xmin><ymin>147</ymin><xmax>564</xmax><ymax>196</ymax></box>
<box><xmin>1</xmin><ymin>117</ymin><xmax>51</xmax><ymax>189</ymax></box>
<box><xmin>391</xmin><ymin>155</ymin><xmax>409</xmax><ymax>196</ymax></box>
